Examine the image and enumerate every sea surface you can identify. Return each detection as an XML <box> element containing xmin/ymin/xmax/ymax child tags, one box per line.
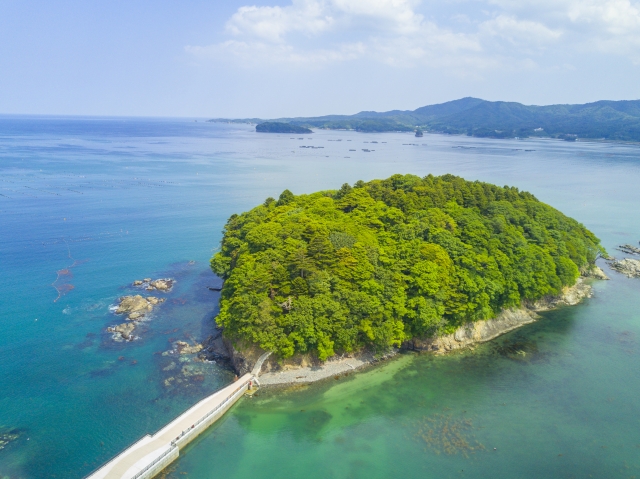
<box><xmin>1</xmin><ymin>116</ymin><xmax>640</xmax><ymax>479</ymax></box>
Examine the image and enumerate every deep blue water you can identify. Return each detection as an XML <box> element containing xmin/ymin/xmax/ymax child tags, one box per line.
<box><xmin>1</xmin><ymin>116</ymin><xmax>640</xmax><ymax>478</ymax></box>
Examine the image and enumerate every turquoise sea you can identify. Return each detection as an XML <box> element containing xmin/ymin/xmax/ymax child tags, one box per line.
<box><xmin>1</xmin><ymin>116</ymin><xmax>640</xmax><ymax>478</ymax></box>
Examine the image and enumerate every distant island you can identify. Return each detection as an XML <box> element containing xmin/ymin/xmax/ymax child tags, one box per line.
<box><xmin>211</xmin><ymin>174</ymin><xmax>604</xmax><ymax>367</ymax></box>
<box><xmin>210</xmin><ymin>97</ymin><xmax>640</xmax><ymax>142</ymax></box>
<box><xmin>256</xmin><ymin>122</ymin><xmax>312</xmax><ymax>134</ymax></box>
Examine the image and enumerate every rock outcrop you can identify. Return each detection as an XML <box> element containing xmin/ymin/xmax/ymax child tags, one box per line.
<box><xmin>115</xmin><ymin>295</ymin><xmax>164</xmax><ymax>320</ymax></box>
<box><xmin>608</xmin><ymin>258</ymin><xmax>640</xmax><ymax>277</ymax></box>
<box><xmin>528</xmin><ymin>277</ymin><xmax>593</xmax><ymax>311</ymax></box>
<box><xmin>406</xmin><ymin>308</ymin><xmax>540</xmax><ymax>353</ymax></box>
<box><xmin>222</xmin><ymin>337</ymin><xmax>266</xmax><ymax>375</ymax></box>
<box><xmin>107</xmin><ymin>322</ymin><xmax>136</xmax><ymax>341</ymax></box>
<box><xmin>199</xmin><ymin>331</ymin><xmax>232</xmax><ymax>362</ymax></box>
<box><xmin>132</xmin><ymin>278</ymin><xmax>175</xmax><ymax>291</ymax></box>
<box><xmin>108</xmin><ymin>294</ymin><xmax>166</xmax><ymax>341</ymax></box>
<box><xmin>581</xmin><ymin>265</ymin><xmax>609</xmax><ymax>280</ymax></box>
<box><xmin>616</xmin><ymin>244</ymin><xmax>640</xmax><ymax>255</ymax></box>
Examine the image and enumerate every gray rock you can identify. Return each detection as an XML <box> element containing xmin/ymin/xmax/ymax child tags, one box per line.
<box><xmin>107</xmin><ymin>322</ymin><xmax>136</xmax><ymax>341</ymax></box>
<box><xmin>608</xmin><ymin>258</ymin><xmax>640</xmax><ymax>277</ymax></box>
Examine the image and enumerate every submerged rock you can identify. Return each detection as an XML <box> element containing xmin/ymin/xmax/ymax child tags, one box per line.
<box><xmin>608</xmin><ymin>258</ymin><xmax>640</xmax><ymax>277</ymax></box>
<box><xmin>175</xmin><ymin>341</ymin><xmax>203</xmax><ymax>355</ymax></box>
<box><xmin>163</xmin><ymin>362</ymin><xmax>177</xmax><ymax>371</ymax></box>
<box><xmin>0</xmin><ymin>428</ymin><xmax>19</xmax><ymax>450</ymax></box>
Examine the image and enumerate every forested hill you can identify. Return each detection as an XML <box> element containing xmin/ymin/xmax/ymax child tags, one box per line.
<box><xmin>210</xmin><ymin>97</ymin><xmax>640</xmax><ymax>141</ymax></box>
<box><xmin>211</xmin><ymin>174</ymin><xmax>603</xmax><ymax>360</ymax></box>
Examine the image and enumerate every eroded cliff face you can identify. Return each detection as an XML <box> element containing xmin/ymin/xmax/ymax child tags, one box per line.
<box><xmin>222</xmin><ymin>337</ymin><xmax>323</xmax><ymax>376</ymax></box>
<box><xmin>222</xmin><ymin>338</ymin><xmax>269</xmax><ymax>375</ymax></box>
<box><xmin>405</xmin><ymin>308</ymin><xmax>540</xmax><ymax>353</ymax></box>
<box><xmin>220</xmin><ymin>277</ymin><xmax>597</xmax><ymax>375</ymax></box>
<box><xmin>406</xmin><ymin>278</ymin><xmax>593</xmax><ymax>354</ymax></box>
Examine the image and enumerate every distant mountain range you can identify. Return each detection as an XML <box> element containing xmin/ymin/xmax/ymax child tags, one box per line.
<box><xmin>209</xmin><ymin>97</ymin><xmax>640</xmax><ymax>141</ymax></box>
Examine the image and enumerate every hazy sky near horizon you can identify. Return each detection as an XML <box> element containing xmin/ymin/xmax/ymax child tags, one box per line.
<box><xmin>1</xmin><ymin>0</ymin><xmax>640</xmax><ymax>118</ymax></box>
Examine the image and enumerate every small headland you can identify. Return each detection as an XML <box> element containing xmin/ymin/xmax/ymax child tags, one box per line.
<box><xmin>256</xmin><ymin>122</ymin><xmax>312</xmax><ymax>134</ymax></box>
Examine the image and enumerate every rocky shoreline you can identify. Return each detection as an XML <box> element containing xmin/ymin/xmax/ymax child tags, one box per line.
<box><xmin>209</xmin><ymin>268</ymin><xmax>607</xmax><ymax>386</ymax></box>
<box><xmin>406</xmin><ymin>276</ymin><xmax>593</xmax><ymax>354</ymax></box>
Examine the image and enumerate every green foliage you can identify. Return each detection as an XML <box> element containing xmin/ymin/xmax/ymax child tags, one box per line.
<box><xmin>256</xmin><ymin>122</ymin><xmax>312</xmax><ymax>134</ymax></box>
<box><xmin>247</xmin><ymin>98</ymin><xmax>640</xmax><ymax>140</ymax></box>
<box><xmin>211</xmin><ymin>174</ymin><xmax>603</xmax><ymax>360</ymax></box>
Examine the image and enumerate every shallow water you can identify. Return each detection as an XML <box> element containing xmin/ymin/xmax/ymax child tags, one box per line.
<box><xmin>1</xmin><ymin>117</ymin><xmax>640</xmax><ymax>478</ymax></box>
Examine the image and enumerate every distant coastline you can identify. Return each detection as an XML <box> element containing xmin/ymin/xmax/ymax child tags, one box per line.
<box><xmin>209</xmin><ymin>97</ymin><xmax>640</xmax><ymax>142</ymax></box>
<box><xmin>255</xmin><ymin>122</ymin><xmax>312</xmax><ymax>134</ymax></box>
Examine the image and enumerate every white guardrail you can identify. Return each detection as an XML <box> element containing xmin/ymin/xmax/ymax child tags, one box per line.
<box><xmin>129</xmin><ymin>380</ymin><xmax>250</xmax><ymax>479</ymax></box>
<box><xmin>83</xmin><ymin>378</ymin><xmax>251</xmax><ymax>479</ymax></box>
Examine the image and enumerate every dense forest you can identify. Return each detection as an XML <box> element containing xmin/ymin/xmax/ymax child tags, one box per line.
<box><xmin>256</xmin><ymin>122</ymin><xmax>312</xmax><ymax>134</ymax></box>
<box><xmin>216</xmin><ymin>97</ymin><xmax>640</xmax><ymax>141</ymax></box>
<box><xmin>211</xmin><ymin>174</ymin><xmax>603</xmax><ymax>360</ymax></box>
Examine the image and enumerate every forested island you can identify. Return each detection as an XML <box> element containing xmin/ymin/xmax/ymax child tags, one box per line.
<box><xmin>212</xmin><ymin>97</ymin><xmax>640</xmax><ymax>142</ymax></box>
<box><xmin>211</xmin><ymin>174</ymin><xmax>603</xmax><ymax>362</ymax></box>
<box><xmin>256</xmin><ymin>122</ymin><xmax>312</xmax><ymax>134</ymax></box>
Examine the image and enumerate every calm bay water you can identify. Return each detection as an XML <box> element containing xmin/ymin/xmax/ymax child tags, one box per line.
<box><xmin>1</xmin><ymin>116</ymin><xmax>639</xmax><ymax>478</ymax></box>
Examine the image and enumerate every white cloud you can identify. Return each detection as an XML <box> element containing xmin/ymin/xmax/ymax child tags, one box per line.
<box><xmin>331</xmin><ymin>0</ymin><xmax>424</xmax><ymax>34</ymax></box>
<box><xmin>480</xmin><ymin>15</ymin><xmax>562</xmax><ymax>46</ymax></box>
<box><xmin>488</xmin><ymin>0</ymin><xmax>640</xmax><ymax>56</ymax></box>
<box><xmin>187</xmin><ymin>0</ymin><xmax>640</xmax><ymax>69</ymax></box>
<box><xmin>191</xmin><ymin>0</ymin><xmax>483</xmax><ymax>68</ymax></box>
<box><xmin>566</xmin><ymin>0</ymin><xmax>640</xmax><ymax>58</ymax></box>
<box><xmin>226</xmin><ymin>0</ymin><xmax>334</xmax><ymax>42</ymax></box>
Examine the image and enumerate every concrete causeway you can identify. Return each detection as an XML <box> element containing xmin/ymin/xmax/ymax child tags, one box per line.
<box><xmin>86</xmin><ymin>373</ymin><xmax>254</xmax><ymax>479</ymax></box>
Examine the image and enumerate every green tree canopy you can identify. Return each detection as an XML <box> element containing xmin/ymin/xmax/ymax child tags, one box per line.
<box><xmin>211</xmin><ymin>174</ymin><xmax>603</xmax><ymax>360</ymax></box>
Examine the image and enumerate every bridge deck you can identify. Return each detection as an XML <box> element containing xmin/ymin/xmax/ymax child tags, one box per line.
<box><xmin>87</xmin><ymin>373</ymin><xmax>253</xmax><ymax>479</ymax></box>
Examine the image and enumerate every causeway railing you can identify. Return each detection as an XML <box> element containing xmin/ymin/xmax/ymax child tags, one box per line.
<box><xmin>83</xmin><ymin>376</ymin><xmax>252</xmax><ymax>479</ymax></box>
<box><xmin>83</xmin><ymin>434</ymin><xmax>152</xmax><ymax>479</ymax></box>
<box><xmin>129</xmin><ymin>379</ymin><xmax>250</xmax><ymax>479</ymax></box>
<box><xmin>173</xmin><ymin>381</ymin><xmax>249</xmax><ymax>447</ymax></box>
<box><xmin>129</xmin><ymin>444</ymin><xmax>177</xmax><ymax>479</ymax></box>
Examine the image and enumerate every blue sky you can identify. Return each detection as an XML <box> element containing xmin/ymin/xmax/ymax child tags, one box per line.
<box><xmin>1</xmin><ymin>0</ymin><xmax>639</xmax><ymax>117</ymax></box>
